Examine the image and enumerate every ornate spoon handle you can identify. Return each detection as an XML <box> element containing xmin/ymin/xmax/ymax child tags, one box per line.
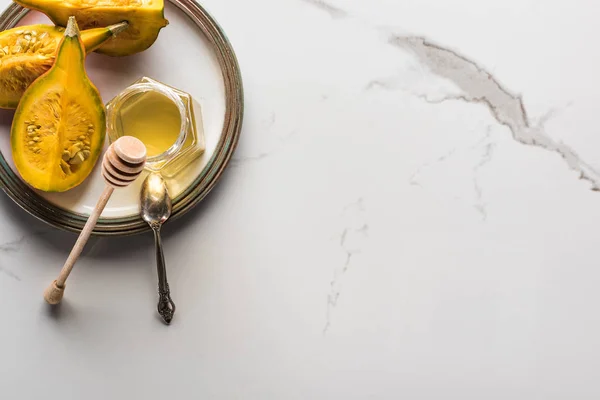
<box><xmin>153</xmin><ymin>226</ymin><xmax>175</xmax><ymax>324</ymax></box>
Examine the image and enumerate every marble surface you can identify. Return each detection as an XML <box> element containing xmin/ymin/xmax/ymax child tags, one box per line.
<box><xmin>1</xmin><ymin>0</ymin><xmax>600</xmax><ymax>398</ymax></box>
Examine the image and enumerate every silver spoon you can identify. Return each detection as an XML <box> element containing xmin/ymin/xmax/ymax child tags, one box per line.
<box><xmin>140</xmin><ymin>172</ymin><xmax>176</xmax><ymax>324</ymax></box>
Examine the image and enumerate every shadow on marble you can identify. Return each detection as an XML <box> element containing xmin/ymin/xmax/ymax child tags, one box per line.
<box><xmin>39</xmin><ymin>301</ymin><xmax>105</xmax><ymax>338</ymax></box>
<box><xmin>41</xmin><ymin>299</ymin><xmax>77</xmax><ymax>323</ymax></box>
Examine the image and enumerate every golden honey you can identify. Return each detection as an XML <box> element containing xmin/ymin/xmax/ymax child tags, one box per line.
<box><xmin>115</xmin><ymin>90</ymin><xmax>181</xmax><ymax>158</ymax></box>
<box><xmin>106</xmin><ymin>77</ymin><xmax>205</xmax><ymax>177</ymax></box>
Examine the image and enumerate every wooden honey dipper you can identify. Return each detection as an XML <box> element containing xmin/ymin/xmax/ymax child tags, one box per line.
<box><xmin>44</xmin><ymin>136</ymin><xmax>147</xmax><ymax>305</ymax></box>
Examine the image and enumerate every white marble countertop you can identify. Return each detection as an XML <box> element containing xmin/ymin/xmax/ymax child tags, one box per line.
<box><xmin>2</xmin><ymin>0</ymin><xmax>600</xmax><ymax>398</ymax></box>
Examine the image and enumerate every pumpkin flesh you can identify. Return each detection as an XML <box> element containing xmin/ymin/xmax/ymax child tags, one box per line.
<box><xmin>11</xmin><ymin>17</ymin><xmax>106</xmax><ymax>192</ymax></box>
<box><xmin>14</xmin><ymin>0</ymin><xmax>168</xmax><ymax>56</ymax></box>
<box><xmin>0</xmin><ymin>23</ymin><xmax>126</xmax><ymax>108</ymax></box>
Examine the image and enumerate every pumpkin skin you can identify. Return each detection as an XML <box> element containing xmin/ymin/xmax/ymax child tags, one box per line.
<box><xmin>11</xmin><ymin>17</ymin><xmax>106</xmax><ymax>192</ymax></box>
<box><xmin>0</xmin><ymin>22</ymin><xmax>127</xmax><ymax>109</ymax></box>
<box><xmin>14</xmin><ymin>0</ymin><xmax>168</xmax><ymax>56</ymax></box>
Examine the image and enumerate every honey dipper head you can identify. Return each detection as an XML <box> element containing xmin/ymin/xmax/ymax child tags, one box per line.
<box><xmin>102</xmin><ymin>136</ymin><xmax>147</xmax><ymax>188</ymax></box>
<box><xmin>114</xmin><ymin>136</ymin><xmax>147</xmax><ymax>165</ymax></box>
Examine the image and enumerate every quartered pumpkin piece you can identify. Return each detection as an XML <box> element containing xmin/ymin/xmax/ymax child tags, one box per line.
<box><xmin>11</xmin><ymin>17</ymin><xmax>106</xmax><ymax>192</ymax></box>
<box><xmin>14</xmin><ymin>0</ymin><xmax>169</xmax><ymax>56</ymax></box>
<box><xmin>0</xmin><ymin>22</ymin><xmax>127</xmax><ymax>108</ymax></box>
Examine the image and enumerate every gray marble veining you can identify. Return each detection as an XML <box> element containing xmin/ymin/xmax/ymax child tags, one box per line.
<box><xmin>324</xmin><ymin>197</ymin><xmax>368</xmax><ymax>334</ymax></box>
<box><xmin>387</xmin><ymin>35</ymin><xmax>600</xmax><ymax>190</ymax></box>
<box><xmin>300</xmin><ymin>0</ymin><xmax>348</xmax><ymax>19</ymax></box>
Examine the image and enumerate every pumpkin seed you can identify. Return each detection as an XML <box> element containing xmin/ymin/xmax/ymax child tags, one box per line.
<box><xmin>68</xmin><ymin>151</ymin><xmax>86</xmax><ymax>165</ymax></box>
<box><xmin>67</xmin><ymin>143</ymin><xmax>83</xmax><ymax>158</ymax></box>
<box><xmin>60</xmin><ymin>160</ymin><xmax>70</xmax><ymax>174</ymax></box>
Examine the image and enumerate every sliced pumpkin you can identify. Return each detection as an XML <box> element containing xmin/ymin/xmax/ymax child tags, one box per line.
<box><xmin>0</xmin><ymin>22</ymin><xmax>127</xmax><ymax>108</ymax></box>
<box><xmin>14</xmin><ymin>0</ymin><xmax>168</xmax><ymax>56</ymax></box>
<box><xmin>11</xmin><ymin>17</ymin><xmax>105</xmax><ymax>192</ymax></box>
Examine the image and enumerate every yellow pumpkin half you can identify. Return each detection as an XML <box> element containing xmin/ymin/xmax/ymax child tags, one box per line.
<box><xmin>11</xmin><ymin>17</ymin><xmax>105</xmax><ymax>192</ymax></box>
<box><xmin>14</xmin><ymin>0</ymin><xmax>168</xmax><ymax>56</ymax></box>
<box><xmin>0</xmin><ymin>22</ymin><xmax>127</xmax><ymax>108</ymax></box>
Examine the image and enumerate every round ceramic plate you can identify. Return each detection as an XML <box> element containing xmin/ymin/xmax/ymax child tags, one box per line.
<box><xmin>0</xmin><ymin>0</ymin><xmax>243</xmax><ymax>236</ymax></box>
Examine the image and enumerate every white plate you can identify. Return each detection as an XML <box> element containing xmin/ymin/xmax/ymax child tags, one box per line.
<box><xmin>0</xmin><ymin>0</ymin><xmax>243</xmax><ymax>235</ymax></box>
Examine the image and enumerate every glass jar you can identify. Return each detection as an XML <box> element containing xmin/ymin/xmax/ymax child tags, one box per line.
<box><xmin>105</xmin><ymin>76</ymin><xmax>205</xmax><ymax>178</ymax></box>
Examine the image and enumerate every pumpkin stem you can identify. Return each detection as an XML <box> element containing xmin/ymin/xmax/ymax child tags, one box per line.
<box><xmin>108</xmin><ymin>21</ymin><xmax>129</xmax><ymax>36</ymax></box>
<box><xmin>64</xmin><ymin>16</ymin><xmax>80</xmax><ymax>38</ymax></box>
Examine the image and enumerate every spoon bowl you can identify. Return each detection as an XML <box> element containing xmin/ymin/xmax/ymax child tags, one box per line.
<box><xmin>141</xmin><ymin>173</ymin><xmax>172</xmax><ymax>226</ymax></box>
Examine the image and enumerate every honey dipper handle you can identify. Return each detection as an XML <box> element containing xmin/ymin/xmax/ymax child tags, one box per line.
<box><xmin>44</xmin><ymin>185</ymin><xmax>114</xmax><ymax>304</ymax></box>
